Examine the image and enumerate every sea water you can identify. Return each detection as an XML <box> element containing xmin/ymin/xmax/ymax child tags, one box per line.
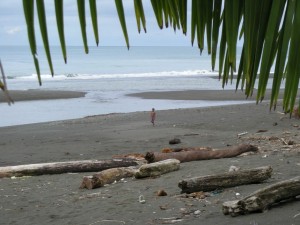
<box><xmin>0</xmin><ymin>46</ymin><xmax>252</xmax><ymax>127</ymax></box>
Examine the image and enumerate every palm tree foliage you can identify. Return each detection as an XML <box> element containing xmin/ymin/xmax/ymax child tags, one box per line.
<box><xmin>2</xmin><ymin>0</ymin><xmax>300</xmax><ymax>115</ymax></box>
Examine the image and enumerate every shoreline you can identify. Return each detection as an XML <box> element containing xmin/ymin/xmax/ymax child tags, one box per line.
<box><xmin>0</xmin><ymin>90</ymin><xmax>86</xmax><ymax>103</ymax></box>
<box><xmin>1</xmin><ymin>88</ymin><xmax>283</xmax><ymax>103</ymax></box>
<box><xmin>127</xmin><ymin>89</ymin><xmax>284</xmax><ymax>101</ymax></box>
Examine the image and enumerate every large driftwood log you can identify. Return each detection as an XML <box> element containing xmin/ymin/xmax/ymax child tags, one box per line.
<box><xmin>135</xmin><ymin>159</ymin><xmax>180</xmax><ymax>178</ymax></box>
<box><xmin>223</xmin><ymin>176</ymin><xmax>300</xmax><ymax>217</ymax></box>
<box><xmin>146</xmin><ymin>144</ymin><xmax>258</xmax><ymax>163</ymax></box>
<box><xmin>178</xmin><ymin>166</ymin><xmax>272</xmax><ymax>193</ymax></box>
<box><xmin>80</xmin><ymin>167</ymin><xmax>138</xmax><ymax>189</ymax></box>
<box><xmin>0</xmin><ymin>159</ymin><xmax>138</xmax><ymax>178</ymax></box>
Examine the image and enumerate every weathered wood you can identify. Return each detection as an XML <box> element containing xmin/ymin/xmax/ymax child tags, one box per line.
<box><xmin>80</xmin><ymin>167</ymin><xmax>138</xmax><ymax>189</ymax></box>
<box><xmin>135</xmin><ymin>159</ymin><xmax>180</xmax><ymax>178</ymax></box>
<box><xmin>0</xmin><ymin>159</ymin><xmax>138</xmax><ymax>178</ymax></box>
<box><xmin>178</xmin><ymin>166</ymin><xmax>272</xmax><ymax>193</ymax></box>
<box><xmin>223</xmin><ymin>176</ymin><xmax>300</xmax><ymax>217</ymax></box>
<box><xmin>146</xmin><ymin>144</ymin><xmax>258</xmax><ymax>163</ymax></box>
<box><xmin>112</xmin><ymin>153</ymin><xmax>145</xmax><ymax>161</ymax></box>
<box><xmin>161</xmin><ymin>147</ymin><xmax>212</xmax><ymax>153</ymax></box>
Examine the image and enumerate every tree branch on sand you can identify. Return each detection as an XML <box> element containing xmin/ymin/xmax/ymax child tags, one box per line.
<box><xmin>145</xmin><ymin>144</ymin><xmax>258</xmax><ymax>163</ymax></box>
<box><xmin>178</xmin><ymin>166</ymin><xmax>273</xmax><ymax>194</ymax></box>
<box><xmin>80</xmin><ymin>159</ymin><xmax>181</xmax><ymax>189</ymax></box>
<box><xmin>0</xmin><ymin>159</ymin><xmax>138</xmax><ymax>178</ymax></box>
<box><xmin>80</xmin><ymin>167</ymin><xmax>138</xmax><ymax>189</ymax></box>
<box><xmin>223</xmin><ymin>176</ymin><xmax>300</xmax><ymax>217</ymax></box>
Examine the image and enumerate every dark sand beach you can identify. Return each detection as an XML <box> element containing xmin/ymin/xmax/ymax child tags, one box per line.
<box><xmin>0</xmin><ymin>90</ymin><xmax>299</xmax><ymax>225</ymax></box>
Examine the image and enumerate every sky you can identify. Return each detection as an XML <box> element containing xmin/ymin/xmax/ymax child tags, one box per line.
<box><xmin>0</xmin><ymin>0</ymin><xmax>193</xmax><ymax>47</ymax></box>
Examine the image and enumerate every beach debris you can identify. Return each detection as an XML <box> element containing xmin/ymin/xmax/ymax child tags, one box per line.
<box><xmin>184</xmin><ymin>191</ymin><xmax>208</xmax><ymax>199</ymax></box>
<box><xmin>135</xmin><ymin>159</ymin><xmax>180</xmax><ymax>179</ymax></box>
<box><xmin>223</xmin><ymin>176</ymin><xmax>300</xmax><ymax>217</ymax></box>
<box><xmin>78</xmin><ymin>192</ymin><xmax>112</xmax><ymax>200</ymax></box>
<box><xmin>281</xmin><ymin>138</ymin><xmax>289</xmax><ymax>145</ymax></box>
<box><xmin>157</xmin><ymin>189</ymin><xmax>168</xmax><ymax>196</ymax></box>
<box><xmin>0</xmin><ymin>158</ymin><xmax>139</xmax><ymax>178</ymax></box>
<box><xmin>112</xmin><ymin>153</ymin><xmax>145</xmax><ymax>161</ymax></box>
<box><xmin>193</xmin><ymin>210</ymin><xmax>201</xmax><ymax>215</ymax></box>
<box><xmin>153</xmin><ymin>217</ymin><xmax>183</xmax><ymax>224</ymax></box>
<box><xmin>229</xmin><ymin>165</ymin><xmax>240</xmax><ymax>172</ymax></box>
<box><xmin>145</xmin><ymin>144</ymin><xmax>258</xmax><ymax>163</ymax></box>
<box><xmin>183</xmin><ymin>133</ymin><xmax>199</xmax><ymax>136</ymax></box>
<box><xmin>159</xmin><ymin>204</ymin><xmax>169</xmax><ymax>210</ymax></box>
<box><xmin>80</xmin><ymin>167</ymin><xmax>137</xmax><ymax>189</ymax></box>
<box><xmin>237</xmin><ymin>132</ymin><xmax>248</xmax><ymax>137</ymax></box>
<box><xmin>256</xmin><ymin>129</ymin><xmax>268</xmax><ymax>133</ymax></box>
<box><xmin>169</xmin><ymin>138</ymin><xmax>181</xmax><ymax>145</ymax></box>
<box><xmin>269</xmin><ymin>136</ymin><xmax>279</xmax><ymax>141</ymax></box>
<box><xmin>178</xmin><ymin>166</ymin><xmax>272</xmax><ymax>194</ymax></box>
<box><xmin>139</xmin><ymin>195</ymin><xmax>146</xmax><ymax>204</ymax></box>
<box><xmin>294</xmin><ymin>212</ymin><xmax>300</xmax><ymax>218</ymax></box>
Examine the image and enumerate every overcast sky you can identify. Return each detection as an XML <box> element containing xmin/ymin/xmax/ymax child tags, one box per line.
<box><xmin>0</xmin><ymin>0</ymin><xmax>193</xmax><ymax>47</ymax></box>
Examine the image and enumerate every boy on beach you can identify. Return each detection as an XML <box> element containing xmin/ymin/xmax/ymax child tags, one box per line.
<box><xmin>150</xmin><ymin>108</ymin><xmax>156</xmax><ymax>126</ymax></box>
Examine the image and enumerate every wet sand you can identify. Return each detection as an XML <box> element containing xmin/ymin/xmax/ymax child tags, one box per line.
<box><xmin>0</xmin><ymin>90</ymin><xmax>86</xmax><ymax>103</ymax></box>
<box><xmin>0</xmin><ymin>90</ymin><xmax>299</xmax><ymax>225</ymax></box>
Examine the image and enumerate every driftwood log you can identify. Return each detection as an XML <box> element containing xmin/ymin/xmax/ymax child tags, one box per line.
<box><xmin>0</xmin><ymin>159</ymin><xmax>138</xmax><ymax>178</ymax></box>
<box><xmin>135</xmin><ymin>159</ymin><xmax>180</xmax><ymax>178</ymax></box>
<box><xmin>146</xmin><ymin>144</ymin><xmax>258</xmax><ymax>163</ymax></box>
<box><xmin>178</xmin><ymin>166</ymin><xmax>272</xmax><ymax>193</ymax></box>
<box><xmin>80</xmin><ymin>167</ymin><xmax>138</xmax><ymax>189</ymax></box>
<box><xmin>161</xmin><ymin>147</ymin><xmax>212</xmax><ymax>153</ymax></box>
<box><xmin>223</xmin><ymin>176</ymin><xmax>300</xmax><ymax>217</ymax></box>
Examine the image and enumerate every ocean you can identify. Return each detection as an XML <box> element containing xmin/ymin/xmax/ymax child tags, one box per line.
<box><xmin>0</xmin><ymin>45</ymin><xmax>253</xmax><ymax>127</ymax></box>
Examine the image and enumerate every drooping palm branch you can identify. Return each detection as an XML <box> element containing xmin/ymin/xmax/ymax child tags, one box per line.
<box><xmin>2</xmin><ymin>0</ymin><xmax>300</xmax><ymax>115</ymax></box>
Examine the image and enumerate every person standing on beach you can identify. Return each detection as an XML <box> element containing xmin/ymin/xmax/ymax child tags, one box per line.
<box><xmin>150</xmin><ymin>108</ymin><xmax>156</xmax><ymax>126</ymax></box>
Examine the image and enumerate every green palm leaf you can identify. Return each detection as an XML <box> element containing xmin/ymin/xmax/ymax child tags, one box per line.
<box><xmin>23</xmin><ymin>0</ymin><xmax>41</xmax><ymax>85</ymax></box>
<box><xmin>55</xmin><ymin>0</ymin><xmax>67</xmax><ymax>63</ymax></box>
<box><xmin>89</xmin><ymin>0</ymin><xmax>99</xmax><ymax>46</ymax></box>
<box><xmin>77</xmin><ymin>0</ymin><xmax>89</xmax><ymax>53</ymax></box>
<box><xmin>115</xmin><ymin>0</ymin><xmax>129</xmax><ymax>49</ymax></box>
<box><xmin>134</xmin><ymin>0</ymin><xmax>147</xmax><ymax>33</ymax></box>
<box><xmin>36</xmin><ymin>0</ymin><xmax>54</xmax><ymax>76</ymax></box>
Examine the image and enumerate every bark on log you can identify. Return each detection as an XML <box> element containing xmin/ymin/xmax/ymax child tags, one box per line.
<box><xmin>146</xmin><ymin>144</ymin><xmax>258</xmax><ymax>163</ymax></box>
<box><xmin>0</xmin><ymin>159</ymin><xmax>138</xmax><ymax>178</ymax></box>
<box><xmin>161</xmin><ymin>147</ymin><xmax>212</xmax><ymax>153</ymax></box>
<box><xmin>80</xmin><ymin>167</ymin><xmax>138</xmax><ymax>189</ymax></box>
<box><xmin>178</xmin><ymin>166</ymin><xmax>272</xmax><ymax>193</ymax></box>
<box><xmin>135</xmin><ymin>159</ymin><xmax>180</xmax><ymax>179</ymax></box>
<box><xmin>223</xmin><ymin>176</ymin><xmax>300</xmax><ymax>217</ymax></box>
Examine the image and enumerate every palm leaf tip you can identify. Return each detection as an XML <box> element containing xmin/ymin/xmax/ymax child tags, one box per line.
<box><xmin>115</xmin><ymin>0</ymin><xmax>130</xmax><ymax>49</ymax></box>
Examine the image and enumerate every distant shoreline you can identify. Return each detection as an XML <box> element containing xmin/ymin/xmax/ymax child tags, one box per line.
<box><xmin>127</xmin><ymin>89</ymin><xmax>283</xmax><ymax>101</ymax></box>
<box><xmin>1</xmin><ymin>89</ymin><xmax>284</xmax><ymax>103</ymax></box>
<box><xmin>0</xmin><ymin>90</ymin><xmax>86</xmax><ymax>103</ymax></box>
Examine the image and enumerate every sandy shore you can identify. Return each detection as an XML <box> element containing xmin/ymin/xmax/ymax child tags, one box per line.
<box><xmin>127</xmin><ymin>89</ymin><xmax>284</xmax><ymax>101</ymax></box>
<box><xmin>0</xmin><ymin>90</ymin><xmax>299</xmax><ymax>225</ymax></box>
<box><xmin>0</xmin><ymin>90</ymin><xmax>86</xmax><ymax>103</ymax></box>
